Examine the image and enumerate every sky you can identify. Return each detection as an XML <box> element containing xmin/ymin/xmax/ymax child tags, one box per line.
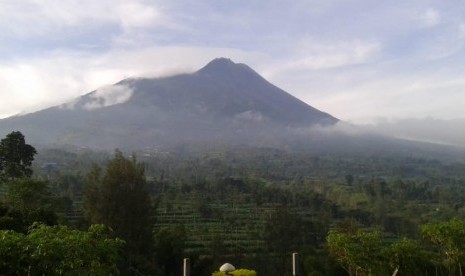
<box><xmin>1</xmin><ymin>0</ymin><xmax>465</xmax><ymax>124</ymax></box>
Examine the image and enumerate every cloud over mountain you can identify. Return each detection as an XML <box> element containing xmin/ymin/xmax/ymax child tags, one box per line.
<box><xmin>83</xmin><ymin>85</ymin><xmax>134</xmax><ymax>110</ymax></box>
<box><xmin>0</xmin><ymin>58</ymin><xmax>337</xmax><ymax>149</ymax></box>
<box><xmin>1</xmin><ymin>1</ymin><xmax>465</xmax><ymax>124</ymax></box>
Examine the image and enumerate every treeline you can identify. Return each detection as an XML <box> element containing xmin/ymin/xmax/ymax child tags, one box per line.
<box><xmin>2</xmin><ymin>134</ymin><xmax>465</xmax><ymax>275</ymax></box>
<box><xmin>327</xmin><ymin>219</ymin><xmax>465</xmax><ymax>275</ymax></box>
<box><xmin>0</xmin><ymin>132</ymin><xmax>123</xmax><ymax>274</ymax></box>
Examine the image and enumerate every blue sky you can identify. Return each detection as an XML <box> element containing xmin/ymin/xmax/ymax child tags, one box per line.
<box><xmin>1</xmin><ymin>0</ymin><xmax>464</xmax><ymax>123</ymax></box>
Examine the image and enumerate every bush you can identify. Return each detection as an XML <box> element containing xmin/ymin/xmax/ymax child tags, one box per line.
<box><xmin>0</xmin><ymin>223</ymin><xmax>123</xmax><ymax>275</ymax></box>
<box><xmin>212</xmin><ymin>268</ymin><xmax>257</xmax><ymax>276</ymax></box>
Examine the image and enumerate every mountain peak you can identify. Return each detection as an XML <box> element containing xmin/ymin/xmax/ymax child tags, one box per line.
<box><xmin>205</xmin><ymin>57</ymin><xmax>235</xmax><ymax>67</ymax></box>
<box><xmin>0</xmin><ymin>58</ymin><xmax>339</xmax><ymax>148</ymax></box>
<box><xmin>197</xmin><ymin>57</ymin><xmax>251</xmax><ymax>75</ymax></box>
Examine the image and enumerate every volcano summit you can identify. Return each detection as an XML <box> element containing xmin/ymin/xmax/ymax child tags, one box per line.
<box><xmin>0</xmin><ymin>58</ymin><xmax>338</xmax><ymax>149</ymax></box>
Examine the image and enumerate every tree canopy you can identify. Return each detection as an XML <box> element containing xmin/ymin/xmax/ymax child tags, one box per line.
<box><xmin>84</xmin><ymin>151</ymin><xmax>154</xmax><ymax>273</ymax></box>
<box><xmin>421</xmin><ymin>219</ymin><xmax>465</xmax><ymax>275</ymax></box>
<box><xmin>0</xmin><ymin>223</ymin><xmax>123</xmax><ymax>275</ymax></box>
<box><xmin>0</xmin><ymin>131</ymin><xmax>36</xmax><ymax>181</ymax></box>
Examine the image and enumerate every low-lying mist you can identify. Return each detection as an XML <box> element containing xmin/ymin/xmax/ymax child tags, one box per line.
<box><xmin>361</xmin><ymin>118</ymin><xmax>465</xmax><ymax>148</ymax></box>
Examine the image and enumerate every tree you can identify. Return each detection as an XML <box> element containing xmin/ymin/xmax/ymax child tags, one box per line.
<box><xmin>154</xmin><ymin>225</ymin><xmax>187</xmax><ymax>276</ymax></box>
<box><xmin>386</xmin><ymin>237</ymin><xmax>430</xmax><ymax>276</ymax></box>
<box><xmin>5</xmin><ymin>178</ymin><xmax>53</xmax><ymax>212</ymax></box>
<box><xmin>84</xmin><ymin>151</ymin><xmax>154</xmax><ymax>273</ymax></box>
<box><xmin>0</xmin><ymin>223</ymin><xmax>123</xmax><ymax>275</ymax></box>
<box><xmin>421</xmin><ymin>219</ymin><xmax>465</xmax><ymax>276</ymax></box>
<box><xmin>326</xmin><ymin>229</ymin><xmax>386</xmax><ymax>276</ymax></box>
<box><xmin>0</xmin><ymin>131</ymin><xmax>36</xmax><ymax>181</ymax></box>
<box><xmin>327</xmin><ymin>228</ymin><xmax>432</xmax><ymax>276</ymax></box>
<box><xmin>263</xmin><ymin>206</ymin><xmax>309</xmax><ymax>275</ymax></box>
<box><xmin>345</xmin><ymin>174</ymin><xmax>354</xmax><ymax>186</ymax></box>
<box><xmin>0</xmin><ymin>178</ymin><xmax>57</xmax><ymax>232</ymax></box>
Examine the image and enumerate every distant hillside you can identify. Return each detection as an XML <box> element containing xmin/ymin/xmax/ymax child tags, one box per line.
<box><xmin>0</xmin><ymin>58</ymin><xmax>338</xmax><ymax>149</ymax></box>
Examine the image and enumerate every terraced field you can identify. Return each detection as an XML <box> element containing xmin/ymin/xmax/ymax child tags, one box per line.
<box><xmin>154</xmin><ymin>191</ymin><xmax>326</xmax><ymax>257</ymax></box>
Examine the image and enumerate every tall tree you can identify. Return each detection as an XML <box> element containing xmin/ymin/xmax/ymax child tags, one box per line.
<box><xmin>421</xmin><ymin>219</ymin><xmax>465</xmax><ymax>276</ymax></box>
<box><xmin>6</xmin><ymin>178</ymin><xmax>52</xmax><ymax>212</ymax></box>
<box><xmin>154</xmin><ymin>225</ymin><xmax>187</xmax><ymax>276</ymax></box>
<box><xmin>0</xmin><ymin>178</ymin><xmax>58</xmax><ymax>232</ymax></box>
<box><xmin>387</xmin><ymin>237</ymin><xmax>430</xmax><ymax>276</ymax></box>
<box><xmin>84</xmin><ymin>151</ymin><xmax>154</xmax><ymax>273</ymax></box>
<box><xmin>327</xmin><ymin>229</ymin><xmax>386</xmax><ymax>276</ymax></box>
<box><xmin>263</xmin><ymin>206</ymin><xmax>310</xmax><ymax>275</ymax></box>
<box><xmin>0</xmin><ymin>131</ymin><xmax>36</xmax><ymax>181</ymax></box>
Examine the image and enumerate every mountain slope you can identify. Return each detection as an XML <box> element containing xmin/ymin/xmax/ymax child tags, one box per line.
<box><xmin>123</xmin><ymin>58</ymin><xmax>337</xmax><ymax>125</ymax></box>
<box><xmin>0</xmin><ymin>58</ymin><xmax>338</xmax><ymax>148</ymax></box>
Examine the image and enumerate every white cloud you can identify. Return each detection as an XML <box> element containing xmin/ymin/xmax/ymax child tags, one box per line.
<box><xmin>0</xmin><ymin>0</ymin><xmax>107</xmax><ymax>37</ymax></box>
<box><xmin>296</xmin><ymin>40</ymin><xmax>381</xmax><ymax>70</ymax></box>
<box><xmin>0</xmin><ymin>46</ymin><xmax>263</xmax><ymax>118</ymax></box>
<box><xmin>307</xmin><ymin>71</ymin><xmax>465</xmax><ymax>124</ymax></box>
<box><xmin>0</xmin><ymin>0</ymin><xmax>171</xmax><ymax>39</ymax></box>
<box><xmin>459</xmin><ymin>23</ymin><xmax>465</xmax><ymax>38</ymax></box>
<box><xmin>83</xmin><ymin>84</ymin><xmax>134</xmax><ymax>110</ymax></box>
<box><xmin>1</xmin><ymin>0</ymin><xmax>465</xmax><ymax>125</ymax></box>
<box><xmin>118</xmin><ymin>2</ymin><xmax>164</xmax><ymax>31</ymax></box>
<box><xmin>364</xmin><ymin>118</ymin><xmax>465</xmax><ymax>147</ymax></box>
<box><xmin>0</xmin><ymin>61</ymin><xmax>84</xmax><ymax>117</ymax></box>
<box><xmin>422</xmin><ymin>8</ymin><xmax>440</xmax><ymax>27</ymax></box>
<box><xmin>262</xmin><ymin>39</ymin><xmax>381</xmax><ymax>79</ymax></box>
<box><xmin>235</xmin><ymin>111</ymin><xmax>264</xmax><ymax>122</ymax></box>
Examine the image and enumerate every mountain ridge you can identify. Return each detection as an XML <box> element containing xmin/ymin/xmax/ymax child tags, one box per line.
<box><xmin>0</xmin><ymin>58</ymin><xmax>338</xmax><ymax>149</ymax></box>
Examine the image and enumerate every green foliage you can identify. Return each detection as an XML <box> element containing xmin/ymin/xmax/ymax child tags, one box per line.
<box><xmin>263</xmin><ymin>207</ymin><xmax>303</xmax><ymax>254</ymax></box>
<box><xmin>212</xmin><ymin>268</ymin><xmax>257</xmax><ymax>276</ymax></box>
<box><xmin>345</xmin><ymin>174</ymin><xmax>354</xmax><ymax>186</ymax></box>
<box><xmin>0</xmin><ymin>131</ymin><xmax>36</xmax><ymax>181</ymax></box>
<box><xmin>0</xmin><ymin>178</ymin><xmax>57</xmax><ymax>232</ymax></box>
<box><xmin>27</xmin><ymin>145</ymin><xmax>465</xmax><ymax>275</ymax></box>
<box><xmin>0</xmin><ymin>229</ymin><xmax>24</xmax><ymax>273</ymax></box>
<box><xmin>327</xmin><ymin>228</ymin><xmax>437</xmax><ymax>275</ymax></box>
<box><xmin>5</xmin><ymin>178</ymin><xmax>53</xmax><ymax>211</ymax></box>
<box><xmin>154</xmin><ymin>225</ymin><xmax>187</xmax><ymax>276</ymax></box>
<box><xmin>83</xmin><ymin>164</ymin><xmax>103</xmax><ymax>223</ymax></box>
<box><xmin>421</xmin><ymin>219</ymin><xmax>465</xmax><ymax>274</ymax></box>
<box><xmin>0</xmin><ymin>223</ymin><xmax>123</xmax><ymax>275</ymax></box>
<box><xmin>83</xmin><ymin>150</ymin><xmax>154</xmax><ymax>272</ymax></box>
<box><xmin>262</xmin><ymin>206</ymin><xmax>311</xmax><ymax>275</ymax></box>
<box><xmin>387</xmin><ymin>237</ymin><xmax>430</xmax><ymax>275</ymax></box>
<box><xmin>327</xmin><ymin>229</ymin><xmax>387</xmax><ymax>275</ymax></box>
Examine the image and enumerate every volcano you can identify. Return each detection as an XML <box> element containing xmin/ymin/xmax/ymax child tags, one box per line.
<box><xmin>0</xmin><ymin>58</ymin><xmax>338</xmax><ymax>149</ymax></box>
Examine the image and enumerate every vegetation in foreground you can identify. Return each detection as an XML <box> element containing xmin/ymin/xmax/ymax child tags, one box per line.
<box><xmin>1</xmin><ymin>131</ymin><xmax>465</xmax><ymax>275</ymax></box>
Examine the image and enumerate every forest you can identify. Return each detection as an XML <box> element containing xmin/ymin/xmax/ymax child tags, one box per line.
<box><xmin>2</xmin><ymin>131</ymin><xmax>465</xmax><ymax>275</ymax></box>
